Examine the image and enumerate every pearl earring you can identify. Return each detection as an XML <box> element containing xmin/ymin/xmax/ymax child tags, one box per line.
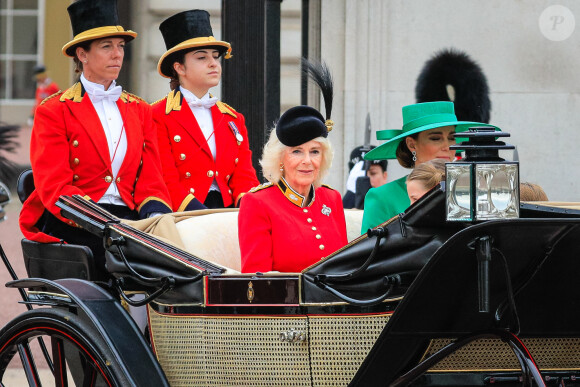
<box><xmin>412</xmin><ymin>151</ymin><xmax>417</xmax><ymax>162</ymax></box>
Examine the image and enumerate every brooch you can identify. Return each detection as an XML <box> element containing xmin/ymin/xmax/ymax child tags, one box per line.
<box><xmin>321</xmin><ymin>204</ymin><xmax>331</xmax><ymax>216</ymax></box>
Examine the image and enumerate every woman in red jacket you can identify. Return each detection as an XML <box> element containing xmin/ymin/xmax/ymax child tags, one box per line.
<box><xmin>239</xmin><ymin>61</ymin><xmax>348</xmax><ymax>273</ymax></box>
<box><xmin>153</xmin><ymin>10</ymin><xmax>259</xmax><ymax>211</ymax></box>
<box><xmin>19</xmin><ymin>0</ymin><xmax>171</xmax><ymax>277</ymax></box>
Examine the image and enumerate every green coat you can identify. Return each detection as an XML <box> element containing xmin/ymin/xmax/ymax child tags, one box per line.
<box><xmin>361</xmin><ymin>176</ymin><xmax>410</xmax><ymax>232</ymax></box>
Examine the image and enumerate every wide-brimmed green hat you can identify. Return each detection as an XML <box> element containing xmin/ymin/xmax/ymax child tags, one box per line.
<box><xmin>364</xmin><ymin>101</ymin><xmax>497</xmax><ymax>160</ymax></box>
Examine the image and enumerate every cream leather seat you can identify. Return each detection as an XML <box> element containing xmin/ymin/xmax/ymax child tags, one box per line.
<box><xmin>173</xmin><ymin>209</ymin><xmax>364</xmax><ymax>273</ymax></box>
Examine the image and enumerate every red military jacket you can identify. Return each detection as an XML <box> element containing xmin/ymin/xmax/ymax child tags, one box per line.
<box><xmin>19</xmin><ymin>82</ymin><xmax>172</xmax><ymax>243</ymax></box>
<box><xmin>152</xmin><ymin>90</ymin><xmax>259</xmax><ymax>210</ymax></box>
<box><xmin>239</xmin><ymin>179</ymin><xmax>348</xmax><ymax>273</ymax></box>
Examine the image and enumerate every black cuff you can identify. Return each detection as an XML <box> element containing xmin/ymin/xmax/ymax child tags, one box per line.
<box><xmin>185</xmin><ymin>197</ymin><xmax>207</xmax><ymax>211</ymax></box>
<box><xmin>139</xmin><ymin>200</ymin><xmax>172</xmax><ymax>219</ymax></box>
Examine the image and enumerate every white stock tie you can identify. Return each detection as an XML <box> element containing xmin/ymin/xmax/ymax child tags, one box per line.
<box><xmin>91</xmin><ymin>86</ymin><xmax>122</xmax><ymax>103</ymax></box>
<box><xmin>186</xmin><ymin>95</ymin><xmax>218</xmax><ymax>109</ymax></box>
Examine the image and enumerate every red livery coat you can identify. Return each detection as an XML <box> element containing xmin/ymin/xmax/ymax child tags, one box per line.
<box><xmin>19</xmin><ymin>82</ymin><xmax>172</xmax><ymax>243</ymax></box>
<box><xmin>238</xmin><ymin>181</ymin><xmax>348</xmax><ymax>273</ymax></box>
<box><xmin>152</xmin><ymin>90</ymin><xmax>259</xmax><ymax>210</ymax></box>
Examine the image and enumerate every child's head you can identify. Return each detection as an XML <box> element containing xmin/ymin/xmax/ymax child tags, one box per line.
<box><xmin>520</xmin><ymin>182</ymin><xmax>548</xmax><ymax>201</ymax></box>
<box><xmin>406</xmin><ymin>159</ymin><xmax>446</xmax><ymax>204</ymax></box>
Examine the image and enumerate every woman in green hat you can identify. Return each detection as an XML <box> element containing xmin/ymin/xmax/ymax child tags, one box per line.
<box><xmin>360</xmin><ymin>101</ymin><xmax>495</xmax><ymax>232</ymax></box>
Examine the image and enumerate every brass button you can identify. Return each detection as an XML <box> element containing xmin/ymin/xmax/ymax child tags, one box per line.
<box><xmin>174</xmin><ymin>135</ymin><xmax>181</xmax><ymax>143</ymax></box>
<box><xmin>104</xmin><ymin>176</ymin><xmax>113</xmax><ymax>183</ymax></box>
<box><xmin>72</xmin><ymin>140</ymin><xmax>79</xmax><ymax>147</ymax></box>
<box><xmin>303</xmin><ymin>209</ymin><xmax>308</xmax><ymax>213</ymax></box>
<box><xmin>73</xmin><ymin>174</ymin><xmax>79</xmax><ymax>181</ymax></box>
<box><xmin>207</xmin><ymin>170</ymin><xmax>214</xmax><ymax>178</ymax></box>
<box><xmin>319</xmin><ymin>245</ymin><xmax>325</xmax><ymax>250</ymax></box>
<box><xmin>226</xmin><ymin>175</ymin><xmax>230</xmax><ymax>180</ymax></box>
<box><xmin>116</xmin><ymin>177</ymin><xmax>121</xmax><ymax>183</ymax></box>
<box><xmin>73</xmin><ymin>158</ymin><xmax>79</xmax><ymax>165</ymax></box>
<box><xmin>312</xmin><ymin>226</ymin><xmax>317</xmax><ymax>231</ymax></box>
<box><xmin>189</xmin><ymin>188</ymin><xmax>195</xmax><ymax>194</ymax></box>
<box><xmin>180</xmin><ymin>153</ymin><xmax>186</xmax><ymax>160</ymax></box>
<box><xmin>185</xmin><ymin>172</ymin><xmax>191</xmax><ymax>178</ymax></box>
<box><xmin>140</xmin><ymin>160</ymin><xmax>143</xmax><ymax>166</ymax></box>
<box><xmin>234</xmin><ymin>158</ymin><xmax>239</xmax><ymax>164</ymax></box>
<box><xmin>228</xmin><ymin>189</ymin><xmax>232</xmax><ymax>194</ymax></box>
<box><xmin>143</xmin><ymin>142</ymin><xmax>146</xmax><ymax>149</ymax></box>
<box><xmin>237</xmin><ymin>141</ymin><xmax>241</xmax><ymax>146</ymax></box>
<box><xmin>307</xmin><ymin>218</ymin><xmax>312</xmax><ymax>223</ymax></box>
<box><xmin>215</xmin><ymin>171</ymin><xmax>219</xmax><ymax>177</ymax></box>
<box><xmin>316</xmin><ymin>234</ymin><xmax>321</xmax><ymax>240</ymax></box>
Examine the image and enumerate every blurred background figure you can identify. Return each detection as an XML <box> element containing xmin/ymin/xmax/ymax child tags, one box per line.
<box><xmin>0</xmin><ymin>123</ymin><xmax>20</xmax><ymax>187</ymax></box>
<box><xmin>28</xmin><ymin>65</ymin><xmax>60</xmax><ymax>126</ymax></box>
<box><xmin>520</xmin><ymin>182</ymin><xmax>548</xmax><ymax>202</ymax></box>
<box><xmin>343</xmin><ymin>145</ymin><xmax>366</xmax><ymax>209</ymax></box>
<box><xmin>367</xmin><ymin>159</ymin><xmax>388</xmax><ymax>188</ymax></box>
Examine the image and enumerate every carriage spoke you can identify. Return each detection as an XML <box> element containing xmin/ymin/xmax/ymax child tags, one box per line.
<box><xmin>51</xmin><ymin>337</ymin><xmax>67</xmax><ymax>387</ymax></box>
<box><xmin>17</xmin><ymin>343</ymin><xmax>41</xmax><ymax>387</ymax></box>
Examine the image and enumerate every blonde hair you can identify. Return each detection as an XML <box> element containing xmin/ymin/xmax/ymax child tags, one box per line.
<box><xmin>260</xmin><ymin>128</ymin><xmax>333</xmax><ymax>188</ymax></box>
<box><xmin>406</xmin><ymin>158</ymin><xmax>447</xmax><ymax>190</ymax></box>
<box><xmin>520</xmin><ymin>182</ymin><xmax>548</xmax><ymax>201</ymax></box>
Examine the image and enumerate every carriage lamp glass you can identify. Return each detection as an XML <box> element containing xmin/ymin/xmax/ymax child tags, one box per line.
<box><xmin>446</xmin><ymin>163</ymin><xmax>519</xmax><ymax>222</ymax></box>
<box><xmin>446</xmin><ymin>163</ymin><xmax>473</xmax><ymax>221</ymax></box>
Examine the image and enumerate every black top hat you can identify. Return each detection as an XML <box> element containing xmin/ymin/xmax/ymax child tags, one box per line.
<box><xmin>33</xmin><ymin>65</ymin><xmax>47</xmax><ymax>75</ymax></box>
<box><xmin>415</xmin><ymin>48</ymin><xmax>491</xmax><ymax>123</ymax></box>
<box><xmin>276</xmin><ymin>59</ymin><xmax>334</xmax><ymax>147</ymax></box>
<box><xmin>62</xmin><ymin>0</ymin><xmax>137</xmax><ymax>57</ymax></box>
<box><xmin>157</xmin><ymin>10</ymin><xmax>232</xmax><ymax>78</ymax></box>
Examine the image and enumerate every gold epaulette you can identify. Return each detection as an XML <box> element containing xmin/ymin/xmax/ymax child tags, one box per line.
<box><xmin>165</xmin><ymin>90</ymin><xmax>182</xmax><ymax>114</ymax></box>
<box><xmin>250</xmin><ymin>182</ymin><xmax>273</xmax><ymax>193</ymax></box>
<box><xmin>60</xmin><ymin>82</ymin><xmax>83</xmax><ymax>103</ymax></box>
<box><xmin>40</xmin><ymin>90</ymin><xmax>63</xmax><ymax>106</ymax></box>
<box><xmin>216</xmin><ymin>101</ymin><xmax>237</xmax><ymax>119</ymax></box>
<box><xmin>321</xmin><ymin>184</ymin><xmax>335</xmax><ymax>190</ymax></box>
<box><xmin>121</xmin><ymin>91</ymin><xmax>146</xmax><ymax>104</ymax></box>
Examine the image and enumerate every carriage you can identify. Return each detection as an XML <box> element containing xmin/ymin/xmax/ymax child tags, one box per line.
<box><xmin>1</xmin><ymin>129</ymin><xmax>580</xmax><ymax>386</ymax></box>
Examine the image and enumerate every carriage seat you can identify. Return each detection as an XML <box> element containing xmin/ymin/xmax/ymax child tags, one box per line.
<box><xmin>172</xmin><ymin>209</ymin><xmax>364</xmax><ymax>273</ymax></box>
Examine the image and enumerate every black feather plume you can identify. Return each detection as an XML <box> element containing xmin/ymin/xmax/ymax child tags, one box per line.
<box><xmin>302</xmin><ymin>58</ymin><xmax>334</xmax><ymax>120</ymax></box>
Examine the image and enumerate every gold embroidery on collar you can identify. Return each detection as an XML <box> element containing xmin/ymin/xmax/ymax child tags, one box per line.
<box><xmin>59</xmin><ymin>82</ymin><xmax>83</xmax><ymax>103</ymax></box>
<box><xmin>277</xmin><ymin>177</ymin><xmax>315</xmax><ymax>208</ymax></box>
<box><xmin>165</xmin><ymin>90</ymin><xmax>182</xmax><ymax>114</ymax></box>
<box><xmin>216</xmin><ymin>101</ymin><xmax>237</xmax><ymax>118</ymax></box>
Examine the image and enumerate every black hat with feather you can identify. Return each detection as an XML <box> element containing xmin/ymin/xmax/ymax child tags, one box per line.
<box><xmin>276</xmin><ymin>59</ymin><xmax>334</xmax><ymax>147</ymax></box>
<box><xmin>415</xmin><ymin>48</ymin><xmax>491</xmax><ymax>123</ymax></box>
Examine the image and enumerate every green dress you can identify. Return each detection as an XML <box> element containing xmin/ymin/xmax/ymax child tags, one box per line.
<box><xmin>361</xmin><ymin>176</ymin><xmax>410</xmax><ymax>232</ymax></box>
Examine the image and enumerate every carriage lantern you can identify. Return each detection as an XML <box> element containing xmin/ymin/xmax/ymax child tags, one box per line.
<box><xmin>445</xmin><ymin>127</ymin><xmax>519</xmax><ymax>222</ymax></box>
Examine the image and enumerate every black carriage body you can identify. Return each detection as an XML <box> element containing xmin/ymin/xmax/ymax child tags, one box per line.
<box><xmin>48</xmin><ymin>191</ymin><xmax>580</xmax><ymax>386</ymax></box>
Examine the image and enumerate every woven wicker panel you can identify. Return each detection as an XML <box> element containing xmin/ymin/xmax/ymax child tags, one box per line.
<box><xmin>149</xmin><ymin>308</ymin><xmax>311</xmax><ymax>386</ymax></box>
<box><xmin>424</xmin><ymin>338</ymin><xmax>580</xmax><ymax>371</ymax></box>
<box><xmin>308</xmin><ymin>314</ymin><xmax>392</xmax><ymax>386</ymax></box>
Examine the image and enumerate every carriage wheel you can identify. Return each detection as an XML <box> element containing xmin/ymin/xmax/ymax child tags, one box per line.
<box><xmin>0</xmin><ymin>308</ymin><xmax>128</xmax><ymax>386</ymax></box>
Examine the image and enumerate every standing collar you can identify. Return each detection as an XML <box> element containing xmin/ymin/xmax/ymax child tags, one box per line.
<box><xmin>277</xmin><ymin>177</ymin><xmax>315</xmax><ymax>208</ymax></box>
<box><xmin>80</xmin><ymin>73</ymin><xmax>118</xmax><ymax>94</ymax></box>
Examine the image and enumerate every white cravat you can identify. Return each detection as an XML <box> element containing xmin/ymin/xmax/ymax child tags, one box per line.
<box><xmin>81</xmin><ymin>74</ymin><xmax>127</xmax><ymax>206</ymax></box>
<box><xmin>91</xmin><ymin>86</ymin><xmax>122</xmax><ymax>103</ymax></box>
<box><xmin>180</xmin><ymin>87</ymin><xmax>220</xmax><ymax>192</ymax></box>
